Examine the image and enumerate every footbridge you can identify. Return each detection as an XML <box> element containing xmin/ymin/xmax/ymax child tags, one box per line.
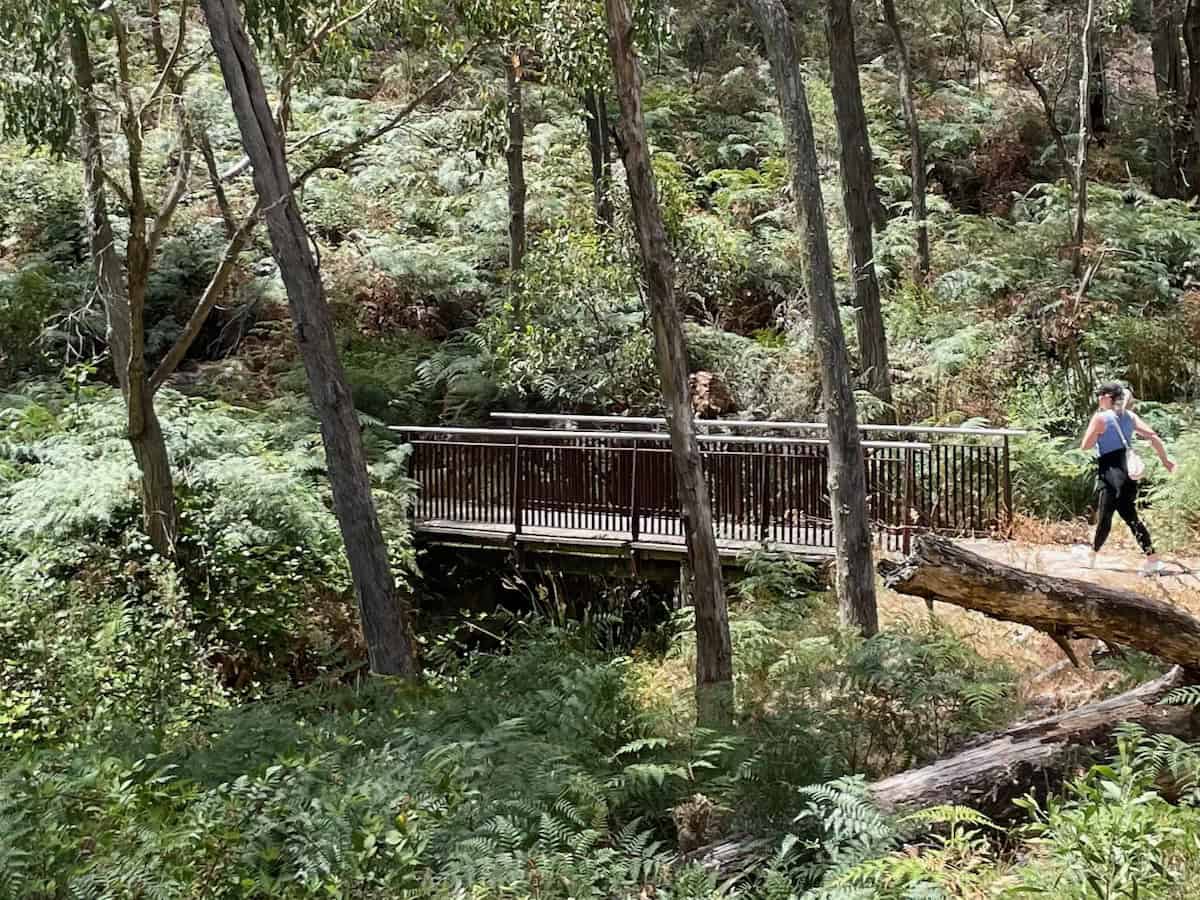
<box><xmin>394</xmin><ymin>413</ymin><xmax>1023</xmax><ymax>575</ymax></box>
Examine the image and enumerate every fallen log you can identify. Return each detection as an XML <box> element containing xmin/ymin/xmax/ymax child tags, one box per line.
<box><xmin>688</xmin><ymin>667</ymin><xmax>1192</xmax><ymax>874</ymax></box>
<box><xmin>870</xmin><ymin>664</ymin><xmax>1190</xmax><ymax>816</ymax></box>
<box><xmin>879</xmin><ymin>535</ymin><xmax>1200</xmax><ymax>672</ymax></box>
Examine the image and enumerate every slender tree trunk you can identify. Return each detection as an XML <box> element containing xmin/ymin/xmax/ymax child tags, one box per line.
<box><xmin>505</xmin><ymin>49</ymin><xmax>527</xmax><ymax>273</ymax></box>
<box><xmin>1072</xmin><ymin>0</ymin><xmax>1096</xmax><ymax>281</ymax></box>
<box><xmin>747</xmin><ymin>0</ymin><xmax>878</xmax><ymax>637</ymax></box>
<box><xmin>1152</xmin><ymin>0</ymin><xmax>1186</xmax><ymax>197</ymax></box>
<box><xmin>201</xmin><ymin>0</ymin><xmax>418</xmax><ymax>677</ymax></box>
<box><xmin>1089</xmin><ymin>38</ymin><xmax>1107</xmax><ymax>141</ymax></box>
<box><xmin>583</xmin><ymin>87</ymin><xmax>615</xmax><ymax>232</ymax></box>
<box><xmin>604</xmin><ymin>0</ymin><xmax>733</xmax><ymax>723</ymax></box>
<box><xmin>1184</xmin><ymin>0</ymin><xmax>1200</xmax><ymax>189</ymax></box>
<box><xmin>826</xmin><ymin>0</ymin><xmax>893</xmax><ymax>417</ymax></box>
<box><xmin>880</xmin><ymin>0</ymin><xmax>930</xmax><ymax>278</ymax></box>
<box><xmin>69</xmin><ymin>23</ymin><xmax>178</xmax><ymax>557</ymax></box>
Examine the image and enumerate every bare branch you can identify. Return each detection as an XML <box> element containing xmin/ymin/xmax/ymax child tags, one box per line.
<box><xmin>197</xmin><ymin>126</ymin><xmax>237</xmax><ymax>235</ymax></box>
<box><xmin>149</xmin><ymin>207</ymin><xmax>260</xmax><ymax>393</ymax></box>
<box><xmin>148</xmin><ymin>126</ymin><xmax>194</xmax><ymax>259</ymax></box>
<box><xmin>103</xmin><ymin>172</ymin><xmax>133</xmax><ymax>212</ymax></box>
<box><xmin>142</xmin><ymin>0</ymin><xmax>193</xmax><ymax>119</ymax></box>
<box><xmin>293</xmin><ymin>45</ymin><xmax>479</xmax><ymax>188</ymax></box>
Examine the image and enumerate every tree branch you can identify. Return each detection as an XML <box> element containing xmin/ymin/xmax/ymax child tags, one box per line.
<box><xmin>142</xmin><ymin>0</ymin><xmax>192</xmax><ymax>119</ymax></box>
<box><xmin>149</xmin><ymin>207</ymin><xmax>260</xmax><ymax>393</ymax></box>
<box><xmin>148</xmin><ymin>124</ymin><xmax>194</xmax><ymax>259</ymax></box>
<box><xmin>197</xmin><ymin>126</ymin><xmax>237</xmax><ymax>235</ymax></box>
<box><xmin>292</xmin><ymin>45</ymin><xmax>480</xmax><ymax>188</ymax></box>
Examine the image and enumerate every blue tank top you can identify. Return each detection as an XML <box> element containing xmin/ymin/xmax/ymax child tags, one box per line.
<box><xmin>1096</xmin><ymin>411</ymin><xmax>1135</xmax><ymax>455</ymax></box>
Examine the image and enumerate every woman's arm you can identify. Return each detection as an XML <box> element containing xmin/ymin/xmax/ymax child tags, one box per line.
<box><xmin>1080</xmin><ymin>413</ymin><xmax>1106</xmax><ymax>451</ymax></box>
<box><xmin>1131</xmin><ymin>413</ymin><xmax>1176</xmax><ymax>472</ymax></box>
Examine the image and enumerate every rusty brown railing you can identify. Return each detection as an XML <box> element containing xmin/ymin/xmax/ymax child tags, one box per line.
<box><xmin>393</xmin><ymin>421</ymin><xmax>1019</xmax><ymax>554</ymax></box>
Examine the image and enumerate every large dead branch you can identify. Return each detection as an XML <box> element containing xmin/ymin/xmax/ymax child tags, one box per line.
<box><xmin>688</xmin><ymin>666</ymin><xmax>1191</xmax><ymax>875</ymax></box>
<box><xmin>871</xmin><ymin>665</ymin><xmax>1191</xmax><ymax>814</ymax></box>
<box><xmin>879</xmin><ymin>535</ymin><xmax>1200</xmax><ymax>672</ymax></box>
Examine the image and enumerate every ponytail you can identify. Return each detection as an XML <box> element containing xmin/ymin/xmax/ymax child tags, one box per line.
<box><xmin>1115</xmin><ymin>387</ymin><xmax>1134</xmax><ymax>415</ymax></box>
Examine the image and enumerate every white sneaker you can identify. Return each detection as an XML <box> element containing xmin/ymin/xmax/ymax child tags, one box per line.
<box><xmin>1140</xmin><ymin>559</ymin><xmax>1166</xmax><ymax>577</ymax></box>
<box><xmin>1073</xmin><ymin>546</ymin><xmax>1097</xmax><ymax>568</ymax></box>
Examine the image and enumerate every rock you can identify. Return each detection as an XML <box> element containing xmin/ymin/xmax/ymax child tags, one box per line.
<box><xmin>689</xmin><ymin>371</ymin><xmax>736</xmax><ymax>418</ymax></box>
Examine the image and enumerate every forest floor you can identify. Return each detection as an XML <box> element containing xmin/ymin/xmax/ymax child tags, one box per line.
<box><xmin>878</xmin><ymin>535</ymin><xmax>1200</xmax><ymax>719</ymax></box>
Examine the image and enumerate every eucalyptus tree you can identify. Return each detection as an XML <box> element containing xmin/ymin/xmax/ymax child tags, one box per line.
<box><xmin>879</xmin><ymin>0</ymin><xmax>930</xmax><ymax>278</ymax></box>
<box><xmin>198</xmin><ymin>0</ymin><xmax>471</xmax><ymax>677</ymax></box>
<box><xmin>604</xmin><ymin>0</ymin><xmax>734</xmax><ymax>723</ymax></box>
<box><xmin>826</xmin><ymin>0</ymin><xmax>892</xmax><ymax>414</ymax></box>
<box><xmin>1072</xmin><ymin>0</ymin><xmax>1097</xmax><ymax>280</ymax></box>
<box><xmin>746</xmin><ymin>0</ymin><xmax>878</xmax><ymax>636</ymax></box>
<box><xmin>0</xmin><ymin>0</ymin><xmax>261</xmax><ymax>556</ymax></box>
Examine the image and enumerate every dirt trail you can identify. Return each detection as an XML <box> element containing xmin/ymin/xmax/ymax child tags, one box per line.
<box><xmin>878</xmin><ymin>538</ymin><xmax>1200</xmax><ymax>715</ymax></box>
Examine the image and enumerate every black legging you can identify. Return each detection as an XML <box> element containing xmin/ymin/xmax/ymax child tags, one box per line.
<box><xmin>1093</xmin><ymin>449</ymin><xmax>1155</xmax><ymax>555</ymax></box>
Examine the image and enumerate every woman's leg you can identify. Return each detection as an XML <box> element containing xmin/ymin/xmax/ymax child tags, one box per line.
<box><xmin>1093</xmin><ymin>479</ymin><xmax>1119</xmax><ymax>552</ymax></box>
<box><xmin>1116</xmin><ymin>480</ymin><xmax>1156</xmax><ymax>556</ymax></box>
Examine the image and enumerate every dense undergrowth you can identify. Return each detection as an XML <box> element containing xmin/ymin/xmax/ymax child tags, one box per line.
<box><xmin>11</xmin><ymin>0</ymin><xmax>1200</xmax><ymax>895</ymax></box>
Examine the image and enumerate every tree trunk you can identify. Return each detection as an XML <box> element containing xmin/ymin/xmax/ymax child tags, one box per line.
<box><xmin>871</xmin><ymin>666</ymin><xmax>1191</xmax><ymax>816</ymax></box>
<box><xmin>747</xmin><ymin>0</ymin><xmax>878</xmax><ymax>637</ymax></box>
<box><xmin>1089</xmin><ymin>38</ymin><xmax>1108</xmax><ymax>141</ymax></box>
<box><xmin>69</xmin><ymin>22</ymin><xmax>178</xmax><ymax>557</ymax></box>
<box><xmin>880</xmin><ymin>0</ymin><xmax>930</xmax><ymax>278</ymax></box>
<box><xmin>201</xmin><ymin>0</ymin><xmax>418</xmax><ymax>678</ymax></box>
<box><xmin>505</xmin><ymin>49</ymin><xmax>527</xmax><ymax>273</ymax></box>
<box><xmin>1152</xmin><ymin>0</ymin><xmax>1186</xmax><ymax>197</ymax></box>
<box><xmin>1184</xmin><ymin>0</ymin><xmax>1200</xmax><ymax>189</ymax></box>
<box><xmin>689</xmin><ymin>666</ymin><xmax>1191</xmax><ymax>874</ymax></box>
<box><xmin>604</xmin><ymin>0</ymin><xmax>733</xmax><ymax>724</ymax></box>
<box><xmin>1072</xmin><ymin>0</ymin><xmax>1096</xmax><ymax>280</ymax></box>
<box><xmin>583</xmin><ymin>87</ymin><xmax>615</xmax><ymax>232</ymax></box>
<box><xmin>881</xmin><ymin>535</ymin><xmax>1200</xmax><ymax>671</ymax></box>
<box><xmin>826</xmin><ymin>0</ymin><xmax>893</xmax><ymax>416</ymax></box>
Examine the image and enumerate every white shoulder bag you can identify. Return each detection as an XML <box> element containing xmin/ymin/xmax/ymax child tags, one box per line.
<box><xmin>1111</xmin><ymin>412</ymin><xmax>1145</xmax><ymax>480</ymax></box>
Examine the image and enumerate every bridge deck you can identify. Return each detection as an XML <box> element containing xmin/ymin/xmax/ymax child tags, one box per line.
<box><xmin>414</xmin><ymin>505</ymin><xmax>839</xmax><ymax>563</ymax></box>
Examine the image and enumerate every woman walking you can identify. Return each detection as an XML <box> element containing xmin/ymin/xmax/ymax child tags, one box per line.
<box><xmin>1080</xmin><ymin>383</ymin><xmax>1175</xmax><ymax>574</ymax></box>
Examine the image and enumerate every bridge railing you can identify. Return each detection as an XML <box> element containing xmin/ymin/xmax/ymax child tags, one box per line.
<box><xmin>393</xmin><ymin>421</ymin><xmax>1019</xmax><ymax>553</ymax></box>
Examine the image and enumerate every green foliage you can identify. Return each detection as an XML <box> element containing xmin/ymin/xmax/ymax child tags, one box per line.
<box><xmin>476</xmin><ymin>229</ymin><xmax>659</xmax><ymax>411</ymax></box>
<box><xmin>1012</xmin><ymin>740</ymin><xmax>1200</xmax><ymax>898</ymax></box>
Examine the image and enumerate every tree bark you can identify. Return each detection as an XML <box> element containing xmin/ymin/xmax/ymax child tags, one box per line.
<box><xmin>69</xmin><ymin>22</ymin><xmax>179</xmax><ymax>557</ymax></box>
<box><xmin>688</xmin><ymin>666</ymin><xmax>1192</xmax><ymax>871</ymax></box>
<box><xmin>825</xmin><ymin>0</ymin><xmax>893</xmax><ymax>416</ymax></box>
<box><xmin>880</xmin><ymin>0</ymin><xmax>930</xmax><ymax>278</ymax></box>
<box><xmin>881</xmin><ymin>535</ymin><xmax>1200</xmax><ymax>671</ymax></box>
<box><xmin>583</xmin><ymin>87</ymin><xmax>615</xmax><ymax>232</ymax></box>
<box><xmin>870</xmin><ymin>666</ymin><xmax>1191</xmax><ymax>816</ymax></box>
<box><xmin>1152</xmin><ymin>0</ymin><xmax>1186</xmax><ymax>197</ymax></box>
<box><xmin>1072</xmin><ymin>0</ymin><xmax>1096</xmax><ymax>281</ymax></box>
<box><xmin>604</xmin><ymin>0</ymin><xmax>733</xmax><ymax>723</ymax></box>
<box><xmin>1089</xmin><ymin>38</ymin><xmax>1108</xmax><ymax>141</ymax></box>
<box><xmin>747</xmin><ymin>0</ymin><xmax>878</xmax><ymax>637</ymax></box>
<box><xmin>1184</xmin><ymin>0</ymin><xmax>1200</xmax><ymax>188</ymax></box>
<box><xmin>200</xmin><ymin>0</ymin><xmax>419</xmax><ymax>677</ymax></box>
<box><xmin>505</xmin><ymin>49</ymin><xmax>527</xmax><ymax>273</ymax></box>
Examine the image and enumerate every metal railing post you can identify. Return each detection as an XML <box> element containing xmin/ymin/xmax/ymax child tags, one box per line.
<box><xmin>1002</xmin><ymin>434</ymin><xmax>1013</xmax><ymax>536</ymax></box>
<box><xmin>629</xmin><ymin>440</ymin><xmax>640</xmax><ymax>543</ymax></box>
<box><xmin>903</xmin><ymin>447</ymin><xmax>915</xmax><ymax>555</ymax></box>
<box><xmin>512</xmin><ymin>434</ymin><xmax>523</xmax><ymax>535</ymax></box>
